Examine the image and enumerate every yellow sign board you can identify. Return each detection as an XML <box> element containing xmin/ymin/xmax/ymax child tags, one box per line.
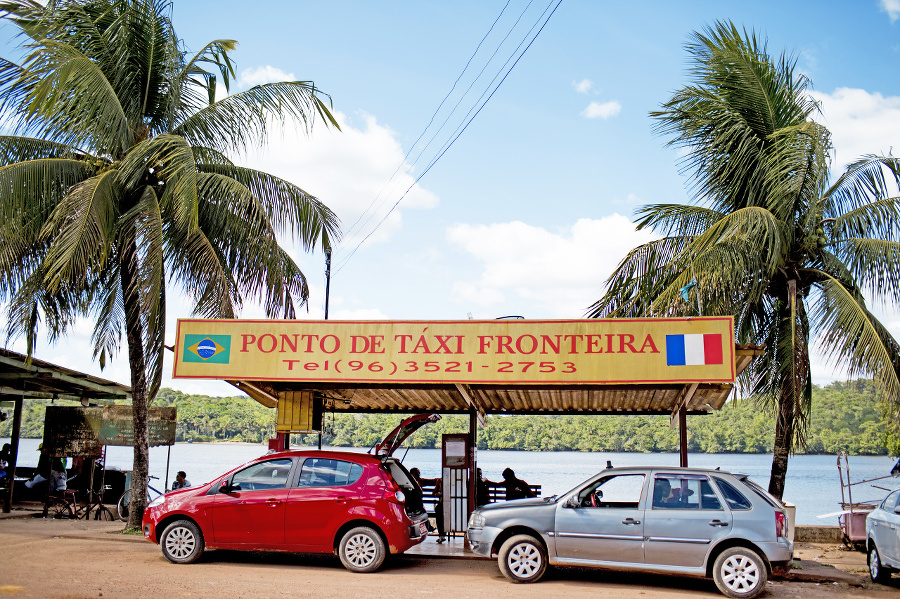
<box><xmin>174</xmin><ymin>317</ymin><xmax>735</xmax><ymax>385</ymax></box>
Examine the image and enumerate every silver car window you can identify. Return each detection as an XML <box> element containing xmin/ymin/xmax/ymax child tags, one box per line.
<box><xmin>652</xmin><ymin>475</ymin><xmax>721</xmax><ymax>510</ymax></box>
<box><xmin>713</xmin><ymin>477</ymin><xmax>752</xmax><ymax>510</ymax></box>
<box><xmin>579</xmin><ymin>474</ymin><xmax>644</xmax><ymax>508</ymax></box>
<box><xmin>882</xmin><ymin>489</ymin><xmax>900</xmax><ymax>511</ymax></box>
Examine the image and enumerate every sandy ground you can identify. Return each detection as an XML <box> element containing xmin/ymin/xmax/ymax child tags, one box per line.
<box><xmin>0</xmin><ymin>518</ymin><xmax>898</xmax><ymax>599</ymax></box>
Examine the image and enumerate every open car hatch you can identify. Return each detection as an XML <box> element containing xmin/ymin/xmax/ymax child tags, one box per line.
<box><xmin>375</xmin><ymin>413</ymin><xmax>441</xmax><ymax>456</ymax></box>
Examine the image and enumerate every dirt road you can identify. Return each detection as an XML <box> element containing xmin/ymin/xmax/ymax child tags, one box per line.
<box><xmin>0</xmin><ymin>518</ymin><xmax>896</xmax><ymax>599</ymax></box>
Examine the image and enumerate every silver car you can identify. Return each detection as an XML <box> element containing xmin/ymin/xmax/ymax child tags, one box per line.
<box><xmin>467</xmin><ymin>466</ymin><xmax>792</xmax><ymax>599</ymax></box>
<box><xmin>866</xmin><ymin>488</ymin><xmax>900</xmax><ymax>583</ymax></box>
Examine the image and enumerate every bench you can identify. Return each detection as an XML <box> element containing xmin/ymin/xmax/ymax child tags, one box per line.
<box><xmin>418</xmin><ymin>480</ymin><xmax>541</xmax><ymax>517</ymax></box>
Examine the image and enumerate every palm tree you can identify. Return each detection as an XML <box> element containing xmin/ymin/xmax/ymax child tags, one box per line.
<box><xmin>588</xmin><ymin>21</ymin><xmax>900</xmax><ymax>499</ymax></box>
<box><xmin>0</xmin><ymin>0</ymin><xmax>340</xmax><ymax>527</ymax></box>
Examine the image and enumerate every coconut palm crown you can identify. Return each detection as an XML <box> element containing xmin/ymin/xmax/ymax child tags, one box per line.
<box><xmin>588</xmin><ymin>22</ymin><xmax>900</xmax><ymax>498</ymax></box>
<box><xmin>0</xmin><ymin>0</ymin><xmax>341</xmax><ymax>526</ymax></box>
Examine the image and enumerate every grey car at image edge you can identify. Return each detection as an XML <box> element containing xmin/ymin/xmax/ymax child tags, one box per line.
<box><xmin>467</xmin><ymin>466</ymin><xmax>792</xmax><ymax>599</ymax></box>
<box><xmin>867</xmin><ymin>488</ymin><xmax>900</xmax><ymax>584</ymax></box>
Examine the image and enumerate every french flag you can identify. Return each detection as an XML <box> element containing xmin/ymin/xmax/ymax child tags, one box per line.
<box><xmin>666</xmin><ymin>334</ymin><xmax>723</xmax><ymax>366</ymax></box>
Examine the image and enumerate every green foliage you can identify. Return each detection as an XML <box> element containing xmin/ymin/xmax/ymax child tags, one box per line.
<box><xmin>2</xmin><ymin>380</ymin><xmax>890</xmax><ymax>456</ymax></box>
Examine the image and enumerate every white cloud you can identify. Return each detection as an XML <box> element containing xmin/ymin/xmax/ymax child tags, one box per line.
<box><xmin>241</xmin><ymin>109</ymin><xmax>439</xmax><ymax>250</ymax></box>
<box><xmin>811</xmin><ymin>88</ymin><xmax>900</xmax><ymax>169</ymax></box>
<box><xmin>446</xmin><ymin>215</ymin><xmax>656</xmax><ymax>318</ymax></box>
<box><xmin>881</xmin><ymin>0</ymin><xmax>900</xmax><ymax>22</ymax></box>
<box><xmin>573</xmin><ymin>79</ymin><xmax>593</xmax><ymax>94</ymax></box>
<box><xmin>581</xmin><ymin>100</ymin><xmax>621</xmax><ymax>120</ymax></box>
<box><xmin>238</xmin><ymin>65</ymin><xmax>296</xmax><ymax>88</ymax></box>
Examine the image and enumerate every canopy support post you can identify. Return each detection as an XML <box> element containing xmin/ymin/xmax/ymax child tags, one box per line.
<box><xmin>679</xmin><ymin>406</ymin><xmax>688</xmax><ymax>467</ymax></box>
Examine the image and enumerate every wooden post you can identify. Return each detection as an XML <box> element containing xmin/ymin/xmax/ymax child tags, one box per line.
<box><xmin>2</xmin><ymin>395</ymin><xmax>23</xmax><ymax>513</ymax></box>
<box><xmin>679</xmin><ymin>406</ymin><xmax>688</xmax><ymax>467</ymax></box>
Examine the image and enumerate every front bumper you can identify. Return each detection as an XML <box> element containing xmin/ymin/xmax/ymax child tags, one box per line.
<box><xmin>466</xmin><ymin>524</ymin><xmax>504</xmax><ymax>557</ymax></box>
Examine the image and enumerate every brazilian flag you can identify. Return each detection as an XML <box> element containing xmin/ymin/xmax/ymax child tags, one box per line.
<box><xmin>184</xmin><ymin>334</ymin><xmax>231</xmax><ymax>364</ymax></box>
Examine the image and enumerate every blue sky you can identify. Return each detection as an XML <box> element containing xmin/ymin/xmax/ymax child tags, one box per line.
<box><xmin>2</xmin><ymin>0</ymin><xmax>900</xmax><ymax>395</ymax></box>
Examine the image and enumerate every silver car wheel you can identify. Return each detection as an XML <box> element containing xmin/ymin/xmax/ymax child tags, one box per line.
<box><xmin>712</xmin><ymin>547</ymin><xmax>767</xmax><ymax>599</ymax></box>
<box><xmin>338</xmin><ymin>526</ymin><xmax>386</xmax><ymax>573</ymax></box>
<box><xmin>345</xmin><ymin>533</ymin><xmax>377</xmax><ymax>567</ymax></box>
<box><xmin>497</xmin><ymin>534</ymin><xmax>548</xmax><ymax>583</ymax></box>
<box><xmin>164</xmin><ymin>525</ymin><xmax>196</xmax><ymax>559</ymax></box>
<box><xmin>721</xmin><ymin>554</ymin><xmax>760</xmax><ymax>593</ymax></box>
<box><xmin>507</xmin><ymin>542</ymin><xmax>542</xmax><ymax>578</ymax></box>
<box><xmin>159</xmin><ymin>519</ymin><xmax>204</xmax><ymax>564</ymax></box>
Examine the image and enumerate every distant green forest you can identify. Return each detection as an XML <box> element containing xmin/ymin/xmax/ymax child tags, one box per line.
<box><xmin>0</xmin><ymin>380</ymin><xmax>891</xmax><ymax>455</ymax></box>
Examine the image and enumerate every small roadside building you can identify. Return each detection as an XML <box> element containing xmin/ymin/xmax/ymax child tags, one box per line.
<box><xmin>0</xmin><ymin>348</ymin><xmax>132</xmax><ymax>512</ymax></box>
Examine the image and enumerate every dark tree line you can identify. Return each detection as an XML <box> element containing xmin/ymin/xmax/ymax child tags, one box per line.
<box><xmin>2</xmin><ymin>380</ymin><xmax>891</xmax><ymax>456</ymax></box>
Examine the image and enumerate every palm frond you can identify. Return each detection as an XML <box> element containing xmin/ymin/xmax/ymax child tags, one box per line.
<box><xmin>174</xmin><ymin>81</ymin><xmax>340</xmax><ymax>156</ymax></box>
<box><xmin>823</xmin><ymin>156</ymin><xmax>900</xmax><ymax>219</ymax></box>
<box><xmin>0</xmin><ymin>158</ymin><xmax>94</xmax><ymax>243</ymax></box>
<box><xmin>40</xmin><ymin>168</ymin><xmax>121</xmax><ymax>290</ymax></box>
<box><xmin>812</xmin><ymin>273</ymin><xmax>900</xmax><ymax>405</ymax></box>
<box><xmin>0</xmin><ymin>135</ymin><xmax>91</xmax><ymax>164</ymax></box>
<box><xmin>831</xmin><ymin>195</ymin><xmax>900</xmax><ymax>243</ymax></box>
<box><xmin>198</xmin><ymin>163</ymin><xmax>340</xmax><ymax>249</ymax></box>
<box><xmin>588</xmin><ymin>236</ymin><xmax>689</xmax><ymax>318</ymax></box>
<box><xmin>634</xmin><ymin>203</ymin><xmax>724</xmax><ymax>237</ymax></box>
<box><xmin>4</xmin><ymin>38</ymin><xmax>130</xmax><ymax>155</ymax></box>
<box><xmin>829</xmin><ymin>237</ymin><xmax>900</xmax><ymax>299</ymax></box>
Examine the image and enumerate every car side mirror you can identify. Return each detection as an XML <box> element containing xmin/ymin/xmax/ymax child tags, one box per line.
<box><xmin>219</xmin><ymin>479</ymin><xmax>232</xmax><ymax>493</ymax></box>
<box><xmin>894</xmin><ymin>505</ymin><xmax>900</xmax><ymax>515</ymax></box>
<box><xmin>564</xmin><ymin>496</ymin><xmax>580</xmax><ymax>509</ymax></box>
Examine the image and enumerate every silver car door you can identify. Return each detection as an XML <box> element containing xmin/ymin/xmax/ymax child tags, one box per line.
<box><xmin>643</xmin><ymin>473</ymin><xmax>732</xmax><ymax>569</ymax></box>
<box><xmin>878</xmin><ymin>491</ymin><xmax>900</xmax><ymax>566</ymax></box>
<box><xmin>554</xmin><ymin>473</ymin><xmax>645</xmax><ymax>565</ymax></box>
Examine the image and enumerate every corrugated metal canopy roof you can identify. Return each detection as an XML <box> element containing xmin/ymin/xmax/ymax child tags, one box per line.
<box><xmin>229</xmin><ymin>345</ymin><xmax>762</xmax><ymax>417</ymax></box>
<box><xmin>0</xmin><ymin>348</ymin><xmax>132</xmax><ymax>403</ymax></box>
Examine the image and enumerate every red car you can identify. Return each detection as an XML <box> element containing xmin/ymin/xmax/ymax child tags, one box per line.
<box><xmin>143</xmin><ymin>415</ymin><xmax>439</xmax><ymax>572</ymax></box>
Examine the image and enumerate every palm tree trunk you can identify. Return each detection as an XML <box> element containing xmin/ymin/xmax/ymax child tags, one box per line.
<box><xmin>768</xmin><ymin>386</ymin><xmax>794</xmax><ymax>500</ymax></box>
<box><xmin>121</xmin><ymin>236</ymin><xmax>150</xmax><ymax>530</ymax></box>
<box><xmin>768</xmin><ymin>282</ymin><xmax>810</xmax><ymax>501</ymax></box>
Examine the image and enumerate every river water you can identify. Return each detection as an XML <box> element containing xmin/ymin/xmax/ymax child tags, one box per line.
<box><xmin>6</xmin><ymin>437</ymin><xmax>897</xmax><ymax>526</ymax></box>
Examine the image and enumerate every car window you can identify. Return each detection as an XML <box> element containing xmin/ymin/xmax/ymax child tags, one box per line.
<box><xmin>741</xmin><ymin>478</ymin><xmax>782</xmax><ymax>509</ymax></box>
<box><xmin>231</xmin><ymin>458</ymin><xmax>293</xmax><ymax>492</ymax></box>
<box><xmin>579</xmin><ymin>474</ymin><xmax>644</xmax><ymax>508</ymax></box>
<box><xmin>713</xmin><ymin>477</ymin><xmax>753</xmax><ymax>510</ymax></box>
<box><xmin>297</xmin><ymin>458</ymin><xmax>363</xmax><ymax>487</ymax></box>
<box><xmin>652</xmin><ymin>474</ymin><xmax>721</xmax><ymax>510</ymax></box>
<box><xmin>882</xmin><ymin>490</ymin><xmax>900</xmax><ymax>511</ymax></box>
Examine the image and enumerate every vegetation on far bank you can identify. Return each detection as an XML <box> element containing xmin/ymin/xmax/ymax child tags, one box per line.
<box><xmin>1</xmin><ymin>379</ymin><xmax>891</xmax><ymax>456</ymax></box>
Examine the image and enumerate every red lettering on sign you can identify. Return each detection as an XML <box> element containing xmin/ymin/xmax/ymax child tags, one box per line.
<box><xmin>241</xmin><ymin>334</ymin><xmax>256</xmax><ymax>352</ymax></box>
<box><xmin>515</xmin><ymin>335</ymin><xmax>537</xmax><ymax>354</ymax></box>
<box><xmin>618</xmin><ymin>334</ymin><xmax>637</xmax><ymax>354</ymax></box>
<box><xmin>258</xmin><ymin>334</ymin><xmax>277</xmax><ymax>353</ymax></box>
<box><xmin>639</xmin><ymin>334</ymin><xmax>660</xmax><ymax>353</ymax></box>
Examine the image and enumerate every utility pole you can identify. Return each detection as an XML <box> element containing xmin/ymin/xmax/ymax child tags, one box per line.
<box><xmin>319</xmin><ymin>246</ymin><xmax>332</xmax><ymax>450</ymax></box>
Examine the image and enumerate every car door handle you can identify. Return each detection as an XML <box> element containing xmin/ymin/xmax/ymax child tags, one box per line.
<box><xmin>708</xmin><ymin>519</ymin><xmax>729</xmax><ymax>527</ymax></box>
<box><xmin>335</xmin><ymin>496</ymin><xmax>350</xmax><ymax>504</ymax></box>
<box><xmin>266</xmin><ymin>499</ymin><xmax>281</xmax><ymax>507</ymax></box>
<box><xmin>622</xmin><ymin>518</ymin><xmax>641</xmax><ymax>525</ymax></box>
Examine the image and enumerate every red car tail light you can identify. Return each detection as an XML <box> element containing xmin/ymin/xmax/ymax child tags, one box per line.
<box><xmin>775</xmin><ymin>510</ymin><xmax>786</xmax><ymax>538</ymax></box>
<box><xmin>380</xmin><ymin>474</ymin><xmax>407</xmax><ymax>504</ymax></box>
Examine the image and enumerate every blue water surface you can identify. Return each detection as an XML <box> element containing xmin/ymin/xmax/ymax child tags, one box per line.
<box><xmin>6</xmin><ymin>437</ymin><xmax>897</xmax><ymax>525</ymax></box>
